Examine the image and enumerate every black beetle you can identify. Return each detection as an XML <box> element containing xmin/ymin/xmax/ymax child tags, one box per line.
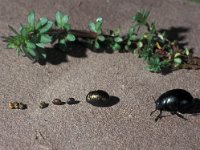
<box><xmin>86</xmin><ymin>90</ymin><xmax>110</xmax><ymax>106</ymax></box>
<box><xmin>150</xmin><ymin>89</ymin><xmax>194</xmax><ymax>122</ymax></box>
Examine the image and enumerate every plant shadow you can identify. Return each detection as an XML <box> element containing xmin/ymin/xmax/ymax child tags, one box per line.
<box><xmin>38</xmin><ymin>41</ymin><xmax>87</xmax><ymax>65</ymax></box>
<box><xmin>38</xmin><ymin>41</ymin><xmax>117</xmax><ymax>65</ymax></box>
<box><xmin>159</xmin><ymin>26</ymin><xmax>191</xmax><ymax>50</ymax></box>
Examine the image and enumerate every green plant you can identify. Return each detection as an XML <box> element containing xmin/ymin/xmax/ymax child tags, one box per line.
<box><xmin>4</xmin><ymin>10</ymin><xmax>53</xmax><ymax>61</ymax></box>
<box><xmin>54</xmin><ymin>11</ymin><xmax>75</xmax><ymax>46</ymax></box>
<box><xmin>88</xmin><ymin>17</ymin><xmax>105</xmax><ymax>49</ymax></box>
<box><xmin>3</xmin><ymin>10</ymin><xmax>199</xmax><ymax>73</ymax></box>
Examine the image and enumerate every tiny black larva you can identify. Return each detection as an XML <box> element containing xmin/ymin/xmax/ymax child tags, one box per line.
<box><xmin>150</xmin><ymin>89</ymin><xmax>194</xmax><ymax>122</ymax></box>
<box><xmin>86</xmin><ymin>90</ymin><xmax>110</xmax><ymax>106</ymax></box>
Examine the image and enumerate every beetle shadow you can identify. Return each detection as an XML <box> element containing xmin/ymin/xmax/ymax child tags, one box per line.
<box><xmin>88</xmin><ymin>96</ymin><xmax>120</xmax><ymax>107</ymax></box>
<box><xmin>159</xmin><ymin>26</ymin><xmax>191</xmax><ymax>50</ymax></box>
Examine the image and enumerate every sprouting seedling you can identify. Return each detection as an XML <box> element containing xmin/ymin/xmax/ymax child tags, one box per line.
<box><xmin>4</xmin><ymin>10</ymin><xmax>53</xmax><ymax>61</ymax></box>
<box><xmin>88</xmin><ymin>17</ymin><xmax>105</xmax><ymax>49</ymax></box>
<box><xmin>54</xmin><ymin>11</ymin><xmax>75</xmax><ymax>47</ymax></box>
<box><xmin>107</xmin><ymin>28</ymin><xmax>123</xmax><ymax>51</ymax></box>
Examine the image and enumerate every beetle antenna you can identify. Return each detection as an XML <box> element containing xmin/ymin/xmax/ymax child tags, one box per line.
<box><xmin>152</xmin><ymin>96</ymin><xmax>156</xmax><ymax>102</ymax></box>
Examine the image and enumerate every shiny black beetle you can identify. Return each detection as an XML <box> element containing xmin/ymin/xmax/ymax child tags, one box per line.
<box><xmin>150</xmin><ymin>89</ymin><xmax>194</xmax><ymax>122</ymax></box>
<box><xmin>86</xmin><ymin>90</ymin><xmax>110</xmax><ymax>106</ymax></box>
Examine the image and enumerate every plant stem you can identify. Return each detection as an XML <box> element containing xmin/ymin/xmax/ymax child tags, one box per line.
<box><xmin>48</xmin><ymin>29</ymin><xmax>98</xmax><ymax>38</ymax></box>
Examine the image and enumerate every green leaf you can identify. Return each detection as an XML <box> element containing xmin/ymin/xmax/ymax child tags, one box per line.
<box><xmin>94</xmin><ymin>40</ymin><xmax>100</xmax><ymax>49</ymax></box>
<box><xmin>41</xmin><ymin>52</ymin><xmax>47</xmax><ymax>59</ymax></box>
<box><xmin>184</xmin><ymin>48</ymin><xmax>190</xmax><ymax>56</ymax></box>
<box><xmin>40</xmin><ymin>34</ymin><xmax>52</xmax><ymax>43</ymax></box>
<box><xmin>129</xmin><ymin>34</ymin><xmax>136</xmax><ymax>40</ymax></box>
<box><xmin>62</xmin><ymin>15</ymin><xmax>69</xmax><ymax>24</ymax></box>
<box><xmin>114</xmin><ymin>37</ymin><xmax>123</xmax><ymax>43</ymax></box>
<box><xmin>97</xmin><ymin>35</ymin><xmax>105</xmax><ymax>42</ymax></box>
<box><xmin>88</xmin><ymin>22</ymin><xmax>96</xmax><ymax>32</ymax></box>
<box><xmin>137</xmin><ymin>41</ymin><xmax>143</xmax><ymax>48</ymax></box>
<box><xmin>39</xmin><ymin>21</ymin><xmax>53</xmax><ymax>33</ymax></box>
<box><xmin>36</xmin><ymin>18</ymin><xmax>48</xmax><ymax>29</ymax></box>
<box><xmin>59</xmin><ymin>39</ymin><xmax>66</xmax><ymax>45</ymax></box>
<box><xmin>55</xmin><ymin>11</ymin><xmax>62</xmax><ymax>26</ymax></box>
<box><xmin>95</xmin><ymin>17</ymin><xmax>103</xmax><ymax>31</ymax></box>
<box><xmin>133</xmin><ymin>10</ymin><xmax>150</xmax><ymax>25</ymax></box>
<box><xmin>66</xmin><ymin>33</ymin><xmax>76</xmax><ymax>42</ymax></box>
<box><xmin>112</xmin><ymin>43</ymin><xmax>121</xmax><ymax>51</ymax></box>
<box><xmin>7</xmin><ymin>43</ymin><xmax>16</xmax><ymax>49</ymax></box>
<box><xmin>20</xmin><ymin>27</ymin><xmax>27</xmax><ymax>37</ymax></box>
<box><xmin>8</xmin><ymin>25</ymin><xmax>19</xmax><ymax>35</ymax></box>
<box><xmin>63</xmin><ymin>24</ymin><xmax>71</xmax><ymax>31</ymax></box>
<box><xmin>174</xmin><ymin>58</ymin><xmax>182</xmax><ymax>64</ymax></box>
<box><xmin>26</xmin><ymin>41</ymin><xmax>36</xmax><ymax>50</ymax></box>
<box><xmin>25</xmin><ymin>42</ymin><xmax>37</xmax><ymax>57</ymax></box>
<box><xmin>28</xmin><ymin>10</ymin><xmax>35</xmax><ymax>27</ymax></box>
<box><xmin>36</xmin><ymin>43</ymin><xmax>45</xmax><ymax>48</ymax></box>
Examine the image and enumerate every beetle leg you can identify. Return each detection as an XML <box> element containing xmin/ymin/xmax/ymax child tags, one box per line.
<box><xmin>155</xmin><ymin>110</ymin><xmax>163</xmax><ymax>122</ymax></box>
<box><xmin>174</xmin><ymin>112</ymin><xmax>188</xmax><ymax>121</ymax></box>
<box><xmin>150</xmin><ymin>109</ymin><xmax>157</xmax><ymax>116</ymax></box>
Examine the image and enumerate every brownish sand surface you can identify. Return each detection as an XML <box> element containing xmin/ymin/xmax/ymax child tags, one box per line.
<box><xmin>0</xmin><ymin>0</ymin><xmax>200</xmax><ymax>149</ymax></box>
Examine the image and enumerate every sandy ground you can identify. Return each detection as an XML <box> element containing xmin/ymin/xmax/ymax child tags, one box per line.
<box><xmin>0</xmin><ymin>0</ymin><xmax>200</xmax><ymax>149</ymax></box>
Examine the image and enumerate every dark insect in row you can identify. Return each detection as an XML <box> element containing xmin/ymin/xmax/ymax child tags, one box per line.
<box><xmin>150</xmin><ymin>89</ymin><xmax>195</xmax><ymax>122</ymax></box>
<box><xmin>8</xmin><ymin>102</ymin><xmax>27</xmax><ymax>110</ymax></box>
<box><xmin>86</xmin><ymin>90</ymin><xmax>110</xmax><ymax>106</ymax></box>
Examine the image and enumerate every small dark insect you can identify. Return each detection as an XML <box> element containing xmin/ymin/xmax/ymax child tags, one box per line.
<box><xmin>18</xmin><ymin>102</ymin><xmax>27</xmax><ymax>109</ymax></box>
<box><xmin>86</xmin><ymin>90</ymin><xmax>110</xmax><ymax>106</ymax></box>
<box><xmin>150</xmin><ymin>89</ymin><xmax>194</xmax><ymax>122</ymax></box>
<box><xmin>39</xmin><ymin>101</ymin><xmax>49</xmax><ymax>109</ymax></box>
<box><xmin>8</xmin><ymin>102</ymin><xmax>27</xmax><ymax>110</ymax></box>
<box><xmin>52</xmin><ymin>99</ymin><xmax>65</xmax><ymax>105</ymax></box>
<box><xmin>66</xmin><ymin>98</ymin><xmax>79</xmax><ymax>105</ymax></box>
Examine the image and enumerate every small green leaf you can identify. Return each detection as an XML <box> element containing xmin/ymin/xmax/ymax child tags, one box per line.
<box><xmin>174</xmin><ymin>53</ymin><xmax>181</xmax><ymax>58</ymax></box>
<box><xmin>8</xmin><ymin>25</ymin><xmax>19</xmax><ymax>35</ymax></box>
<box><xmin>25</xmin><ymin>42</ymin><xmax>37</xmax><ymax>57</ymax></box>
<box><xmin>129</xmin><ymin>34</ymin><xmax>136</xmax><ymax>40</ymax></box>
<box><xmin>112</xmin><ymin>43</ymin><xmax>121</xmax><ymax>51</ymax></box>
<box><xmin>137</xmin><ymin>41</ymin><xmax>143</xmax><ymax>48</ymax></box>
<box><xmin>174</xmin><ymin>58</ymin><xmax>182</xmax><ymax>64</ymax></box>
<box><xmin>28</xmin><ymin>10</ymin><xmax>35</xmax><ymax>27</ymax></box>
<box><xmin>41</xmin><ymin>52</ymin><xmax>47</xmax><ymax>59</ymax></box>
<box><xmin>127</xmin><ymin>40</ymin><xmax>131</xmax><ymax>46</ymax></box>
<box><xmin>114</xmin><ymin>37</ymin><xmax>123</xmax><ymax>43</ymax></box>
<box><xmin>66</xmin><ymin>33</ymin><xmax>76</xmax><ymax>42</ymax></box>
<box><xmin>62</xmin><ymin>15</ymin><xmax>69</xmax><ymax>24</ymax></box>
<box><xmin>184</xmin><ymin>48</ymin><xmax>190</xmax><ymax>56</ymax></box>
<box><xmin>59</xmin><ymin>39</ymin><xmax>66</xmax><ymax>45</ymax></box>
<box><xmin>26</xmin><ymin>41</ymin><xmax>36</xmax><ymax>50</ymax></box>
<box><xmin>158</xmin><ymin>32</ymin><xmax>165</xmax><ymax>41</ymax></box>
<box><xmin>20</xmin><ymin>27</ymin><xmax>27</xmax><ymax>37</ymax></box>
<box><xmin>97</xmin><ymin>35</ymin><xmax>105</xmax><ymax>42</ymax></box>
<box><xmin>95</xmin><ymin>17</ymin><xmax>103</xmax><ymax>31</ymax></box>
<box><xmin>36</xmin><ymin>18</ymin><xmax>48</xmax><ymax>29</ymax></box>
<box><xmin>88</xmin><ymin>22</ymin><xmax>96</xmax><ymax>32</ymax></box>
<box><xmin>55</xmin><ymin>11</ymin><xmax>62</xmax><ymax>26</ymax></box>
<box><xmin>133</xmin><ymin>10</ymin><xmax>150</xmax><ymax>25</ymax></box>
<box><xmin>63</xmin><ymin>24</ymin><xmax>71</xmax><ymax>31</ymax></box>
<box><xmin>7</xmin><ymin>43</ymin><xmax>16</xmax><ymax>49</ymax></box>
<box><xmin>40</xmin><ymin>34</ymin><xmax>52</xmax><ymax>43</ymax></box>
<box><xmin>94</xmin><ymin>40</ymin><xmax>100</xmax><ymax>49</ymax></box>
<box><xmin>39</xmin><ymin>21</ymin><xmax>53</xmax><ymax>33</ymax></box>
<box><xmin>36</xmin><ymin>43</ymin><xmax>45</xmax><ymax>48</ymax></box>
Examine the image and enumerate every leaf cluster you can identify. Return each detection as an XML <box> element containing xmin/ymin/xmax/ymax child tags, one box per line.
<box><xmin>3</xmin><ymin>10</ymin><xmax>194</xmax><ymax>73</ymax></box>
